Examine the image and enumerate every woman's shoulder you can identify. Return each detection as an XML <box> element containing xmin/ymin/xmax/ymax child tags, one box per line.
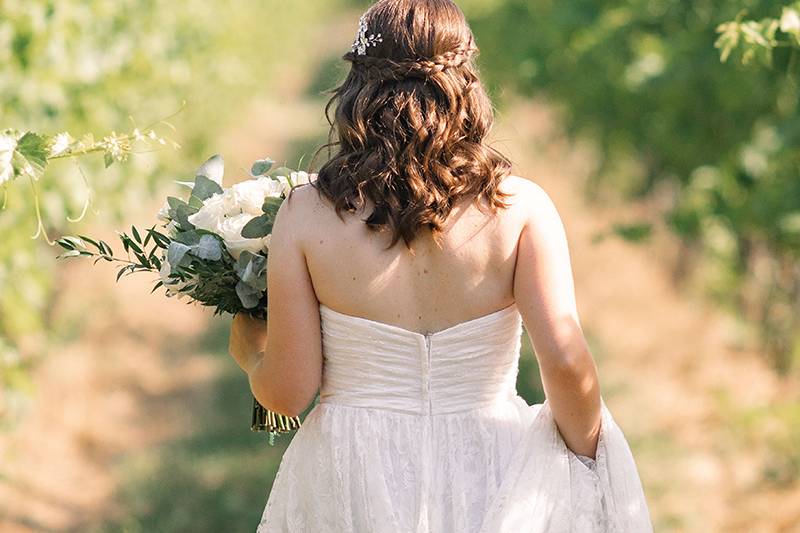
<box><xmin>270</xmin><ymin>182</ymin><xmax>330</xmax><ymax>243</ymax></box>
<box><xmin>282</xmin><ymin>181</ymin><xmax>327</xmax><ymax>212</ymax></box>
<box><xmin>500</xmin><ymin>174</ymin><xmax>559</xmax><ymax>214</ymax></box>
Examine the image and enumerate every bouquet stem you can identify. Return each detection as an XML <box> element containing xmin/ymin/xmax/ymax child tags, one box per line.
<box><xmin>251</xmin><ymin>396</ymin><xmax>301</xmax><ymax>434</ymax></box>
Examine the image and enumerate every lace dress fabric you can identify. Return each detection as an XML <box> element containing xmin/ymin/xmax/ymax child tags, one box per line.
<box><xmin>257</xmin><ymin>302</ymin><xmax>652</xmax><ymax>532</ymax></box>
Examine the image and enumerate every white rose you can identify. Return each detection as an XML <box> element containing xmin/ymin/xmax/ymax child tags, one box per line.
<box><xmin>227</xmin><ymin>177</ymin><xmax>283</xmax><ymax>215</ymax></box>
<box><xmin>217</xmin><ymin>213</ymin><xmax>268</xmax><ymax>259</ymax></box>
<box><xmin>261</xmin><ymin>234</ymin><xmax>272</xmax><ymax>250</ymax></box>
<box><xmin>0</xmin><ymin>134</ymin><xmax>17</xmax><ymax>185</ymax></box>
<box><xmin>187</xmin><ymin>192</ymin><xmax>227</xmax><ymax>231</ymax></box>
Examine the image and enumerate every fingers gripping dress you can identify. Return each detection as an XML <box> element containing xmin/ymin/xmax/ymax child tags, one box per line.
<box><xmin>257</xmin><ymin>302</ymin><xmax>653</xmax><ymax>532</ymax></box>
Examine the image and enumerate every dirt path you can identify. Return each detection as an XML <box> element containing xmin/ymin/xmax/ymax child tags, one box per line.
<box><xmin>0</xmin><ymin>216</ymin><xmax>222</xmax><ymax>531</ymax></box>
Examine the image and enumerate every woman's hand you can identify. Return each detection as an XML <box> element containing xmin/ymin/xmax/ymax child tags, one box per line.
<box><xmin>228</xmin><ymin>312</ymin><xmax>268</xmax><ymax>374</ymax></box>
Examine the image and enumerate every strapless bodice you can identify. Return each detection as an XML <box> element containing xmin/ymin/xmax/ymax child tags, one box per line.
<box><xmin>318</xmin><ymin>302</ymin><xmax>524</xmax><ymax>415</ymax></box>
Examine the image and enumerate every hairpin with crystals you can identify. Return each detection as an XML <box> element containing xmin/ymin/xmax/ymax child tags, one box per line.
<box><xmin>351</xmin><ymin>13</ymin><xmax>383</xmax><ymax>56</ymax></box>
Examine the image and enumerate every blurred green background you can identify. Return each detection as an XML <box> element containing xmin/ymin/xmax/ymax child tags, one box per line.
<box><xmin>1</xmin><ymin>0</ymin><xmax>798</xmax><ymax>531</ymax></box>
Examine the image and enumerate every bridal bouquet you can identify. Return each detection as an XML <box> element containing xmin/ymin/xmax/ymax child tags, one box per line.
<box><xmin>57</xmin><ymin>154</ymin><xmax>312</xmax><ymax>440</ymax></box>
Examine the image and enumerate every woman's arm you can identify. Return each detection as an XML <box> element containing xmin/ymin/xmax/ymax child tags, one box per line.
<box><xmin>227</xmin><ymin>186</ymin><xmax>323</xmax><ymax>417</ymax></box>
<box><xmin>228</xmin><ymin>312</ymin><xmax>268</xmax><ymax>375</ymax></box>
<box><xmin>512</xmin><ymin>179</ymin><xmax>601</xmax><ymax>458</ymax></box>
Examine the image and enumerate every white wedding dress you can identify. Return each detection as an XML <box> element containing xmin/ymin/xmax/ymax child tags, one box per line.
<box><xmin>257</xmin><ymin>301</ymin><xmax>653</xmax><ymax>532</ymax></box>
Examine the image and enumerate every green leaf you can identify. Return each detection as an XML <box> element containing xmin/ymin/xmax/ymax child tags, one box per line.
<box><xmin>147</xmin><ymin>229</ymin><xmax>171</xmax><ymax>248</ymax></box>
<box><xmin>116</xmin><ymin>266</ymin><xmax>132</xmax><ymax>283</ymax></box>
<box><xmin>125</xmin><ymin>236</ymin><xmax>144</xmax><ymax>255</ymax></box>
<box><xmin>167</xmin><ymin>196</ymin><xmax>188</xmax><ymax>210</ymax></box>
<box><xmin>261</xmin><ymin>196</ymin><xmax>283</xmax><ymax>215</ymax></box>
<box><xmin>188</xmin><ymin>194</ymin><xmax>204</xmax><ymax>209</ymax></box>
<box><xmin>14</xmin><ymin>132</ymin><xmax>49</xmax><ymax>179</ymax></box>
<box><xmin>132</xmin><ymin>251</ymin><xmax>150</xmax><ymax>267</ymax></box>
<box><xmin>191</xmin><ymin>174</ymin><xmax>223</xmax><ymax>201</ymax></box>
<box><xmin>241</xmin><ymin>213</ymin><xmax>274</xmax><ymax>238</ymax></box>
<box><xmin>132</xmin><ymin>225</ymin><xmax>142</xmax><ymax>244</ymax></box>
<box><xmin>235</xmin><ymin>251</ymin><xmax>267</xmax><ymax>290</ymax></box>
<box><xmin>99</xmin><ymin>240</ymin><xmax>114</xmax><ymax>256</ymax></box>
<box><xmin>77</xmin><ymin>234</ymin><xmax>100</xmax><ymax>249</ymax></box>
<box><xmin>251</xmin><ymin>158</ymin><xmax>274</xmax><ymax>176</ymax></box>
<box><xmin>167</xmin><ymin>241</ymin><xmax>192</xmax><ymax>267</ymax></box>
<box><xmin>57</xmin><ymin>250</ymin><xmax>82</xmax><ymax>259</ymax></box>
<box><xmin>104</xmin><ymin>152</ymin><xmax>114</xmax><ymax>168</ymax></box>
<box><xmin>174</xmin><ymin>203</ymin><xmax>198</xmax><ymax>231</ymax></box>
<box><xmin>235</xmin><ymin>280</ymin><xmax>263</xmax><ymax>309</ymax></box>
<box><xmin>173</xmin><ymin>230</ymin><xmax>202</xmax><ymax>246</ymax></box>
<box><xmin>190</xmin><ymin>234</ymin><xmax>222</xmax><ymax>261</ymax></box>
<box><xmin>57</xmin><ymin>236</ymin><xmax>85</xmax><ymax>250</ymax></box>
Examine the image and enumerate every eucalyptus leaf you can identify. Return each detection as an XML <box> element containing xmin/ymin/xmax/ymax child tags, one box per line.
<box><xmin>190</xmin><ymin>234</ymin><xmax>222</xmax><ymax>261</ymax></box>
<box><xmin>167</xmin><ymin>196</ymin><xmax>187</xmax><ymax>210</ymax></box>
<box><xmin>191</xmin><ymin>174</ymin><xmax>223</xmax><ymax>201</ymax></box>
<box><xmin>174</xmin><ymin>203</ymin><xmax>198</xmax><ymax>231</ymax></box>
<box><xmin>188</xmin><ymin>195</ymin><xmax>204</xmax><ymax>209</ymax></box>
<box><xmin>235</xmin><ymin>280</ymin><xmax>263</xmax><ymax>309</ymax></box>
<box><xmin>261</xmin><ymin>196</ymin><xmax>283</xmax><ymax>215</ymax></box>
<box><xmin>251</xmin><ymin>158</ymin><xmax>274</xmax><ymax>176</ymax></box>
<box><xmin>173</xmin><ymin>230</ymin><xmax>202</xmax><ymax>246</ymax></box>
<box><xmin>235</xmin><ymin>251</ymin><xmax>267</xmax><ymax>290</ymax></box>
<box><xmin>167</xmin><ymin>241</ymin><xmax>191</xmax><ymax>268</ymax></box>
<box><xmin>241</xmin><ymin>213</ymin><xmax>274</xmax><ymax>238</ymax></box>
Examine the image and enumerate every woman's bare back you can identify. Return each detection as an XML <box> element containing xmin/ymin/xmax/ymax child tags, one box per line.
<box><xmin>297</xmin><ymin>174</ymin><xmax>529</xmax><ymax>336</ymax></box>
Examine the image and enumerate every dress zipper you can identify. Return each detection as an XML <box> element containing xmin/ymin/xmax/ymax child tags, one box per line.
<box><xmin>417</xmin><ymin>331</ymin><xmax>434</xmax><ymax>531</ymax></box>
<box><xmin>424</xmin><ymin>332</ymin><xmax>432</xmax><ymax>415</ymax></box>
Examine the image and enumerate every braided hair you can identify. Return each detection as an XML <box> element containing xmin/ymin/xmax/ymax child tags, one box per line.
<box><xmin>308</xmin><ymin>0</ymin><xmax>512</xmax><ymax>251</ymax></box>
<box><xmin>345</xmin><ymin>40</ymin><xmax>479</xmax><ymax>80</ymax></box>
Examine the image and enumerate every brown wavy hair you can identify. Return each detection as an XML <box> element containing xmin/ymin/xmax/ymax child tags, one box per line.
<box><xmin>308</xmin><ymin>0</ymin><xmax>513</xmax><ymax>250</ymax></box>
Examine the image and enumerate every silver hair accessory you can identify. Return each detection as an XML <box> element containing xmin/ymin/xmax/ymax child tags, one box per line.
<box><xmin>351</xmin><ymin>13</ymin><xmax>383</xmax><ymax>55</ymax></box>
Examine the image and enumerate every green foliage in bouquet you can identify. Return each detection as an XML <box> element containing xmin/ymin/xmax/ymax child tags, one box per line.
<box><xmin>57</xmin><ymin>154</ymin><xmax>311</xmax><ymax>442</ymax></box>
<box><xmin>56</xmin><ymin>155</ymin><xmax>307</xmax><ymax>318</ymax></box>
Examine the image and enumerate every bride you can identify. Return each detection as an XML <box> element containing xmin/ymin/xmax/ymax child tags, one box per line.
<box><xmin>228</xmin><ymin>0</ymin><xmax>652</xmax><ymax>531</ymax></box>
